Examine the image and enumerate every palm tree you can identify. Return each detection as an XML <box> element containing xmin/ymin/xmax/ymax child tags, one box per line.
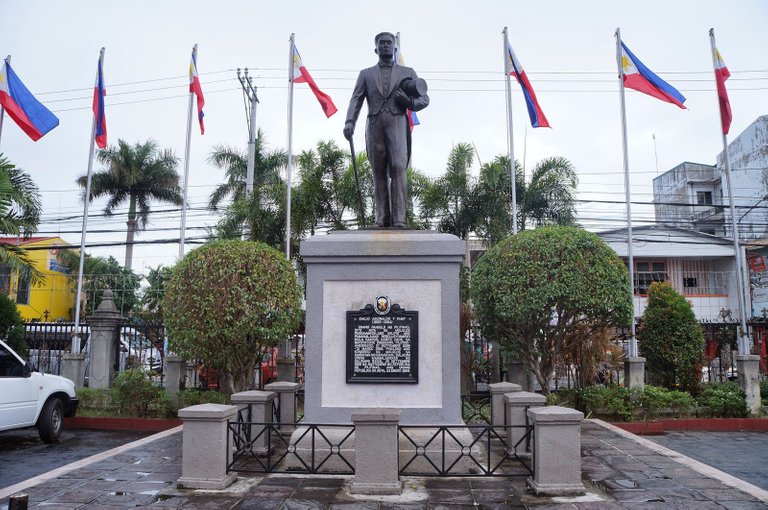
<box><xmin>77</xmin><ymin>139</ymin><xmax>182</xmax><ymax>271</ymax></box>
<box><xmin>0</xmin><ymin>154</ymin><xmax>43</xmax><ymax>284</ymax></box>
<box><xmin>207</xmin><ymin>130</ymin><xmax>286</xmax><ymax>211</ymax></box>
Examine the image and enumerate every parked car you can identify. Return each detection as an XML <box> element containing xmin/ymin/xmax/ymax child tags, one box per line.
<box><xmin>0</xmin><ymin>339</ymin><xmax>79</xmax><ymax>443</ymax></box>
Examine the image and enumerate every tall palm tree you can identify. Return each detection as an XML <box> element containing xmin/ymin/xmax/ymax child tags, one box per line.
<box><xmin>207</xmin><ymin>130</ymin><xmax>286</xmax><ymax>211</ymax></box>
<box><xmin>77</xmin><ymin>139</ymin><xmax>182</xmax><ymax>271</ymax></box>
<box><xmin>0</xmin><ymin>154</ymin><xmax>43</xmax><ymax>283</ymax></box>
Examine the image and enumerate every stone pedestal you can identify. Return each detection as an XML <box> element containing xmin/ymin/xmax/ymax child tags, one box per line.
<box><xmin>624</xmin><ymin>357</ymin><xmax>646</xmax><ymax>390</ymax></box>
<box><xmin>164</xmin><ymin>355</ymin><xmax>185</xmax><ymax>401</ymax></box>
<box><xmin>300</xmin><ymin>230</ymin><xmax>465</xmax><ymax>425</ymax></box>
<box><xmin>505</xmin><ymin>391</ymin><xmax>546</xmax><ymax>456</ymax></box>
<box><xmin>177</xmin><ymin>404</ymin><xmax>238</xmax><ymax>489</ymax></box>
<box><xmin>505</xmin><ymin>358</ymin><xmax>530</xmax><ymax>391</ymax></box>
<box><xmin>277</xmin><ymin>358</ymin><xmax>296</xmax><ymax>383</ymax></box>
<box><xmin>350</xmin><ymin>409</ymin><xmax>401</xmax><ymax>495</ymax></box>
<box><xmin>87</xmin><ymin>289</ymin><xmax>122</xmax><ymax>389</ymax></box>
<box><xmin>736</xmin><ymin>355</ymin><xmax>762</xmax><ymax>415</ymax></box>
<box><xmin>488</xmin><ymin>382</ymin><xmax>521</xmax><ymax>430</ymax></box>
<box><xmin>61</xmin><ymin>353</ymin><xmax>86</xmax><ymax>389</ymax></box>
<box><xmin>231</xmin><ymin>390</ymin><xmax>276</xmax><ymax>454</ymax></box>
<box><xmin>527</xmin><ymin>406</ymin><xmax>585</xmax><ymax>496</ymax></box>
<box><xmin>264</xmin><ymin>381</ymin><xmax>301</xmax><ymax>434</ymax></box>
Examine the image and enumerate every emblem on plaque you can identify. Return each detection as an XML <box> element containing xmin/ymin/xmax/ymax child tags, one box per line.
<box><xmin>375</xmin><ymin>295</ymin><xmax>390</xmax><ymax>315</ymax></box>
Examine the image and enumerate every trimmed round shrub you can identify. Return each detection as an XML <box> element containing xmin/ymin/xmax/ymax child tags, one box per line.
<box><xmin>165</xmin><ymin>240</ymin><xmax>302</xmax><ymax>394</ymax></box>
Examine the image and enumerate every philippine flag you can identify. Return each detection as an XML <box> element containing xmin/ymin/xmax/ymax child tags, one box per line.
<box><xmin>92</xmin><ymin>53</ymin><xmax>107</xmax><ymax>149</ymax></box>
<box><xmin>189</xmin><ymin>49</ymin><xmax>205</xmax><ymax>135</ymax></box>
<box><xmin>620</xmin><ymin>42</ymin><xmax>686</xmax><ymax>109</ymax></box>
<box><xmin>711</xmin><ymin>45</ymin><xmax>731</xmax><ymax>134</ymax></box>
<box><xmin>291</xmin><ymin>45</ymin><xmax>337</xmax><ymax>118</ymax></box>
<box><xmin>0</xmin><ymin>60</ymin><xmax>59</xmax><ymax>141</ymax></box>
<box><xmin>395</xmin><ymin>45</ymin><xmax>420</xmax><ymax>130</ymax></box>
<box><xmin>506</xmin><ymin>43</ymin><xmax>550</xmax><ymax>128</ymax></box>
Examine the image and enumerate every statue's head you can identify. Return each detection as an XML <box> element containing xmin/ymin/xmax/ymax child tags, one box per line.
<box><xmin>374</xmin><ymin>32</ymin><xmax>396</xmax><ymax>58</ymax></box>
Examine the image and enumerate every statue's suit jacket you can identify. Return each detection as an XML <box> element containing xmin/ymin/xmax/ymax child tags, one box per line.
<box><xmin>345</xmin><ymin>63</ymin><xmax>429</xmax><ymax>163</ymax></box>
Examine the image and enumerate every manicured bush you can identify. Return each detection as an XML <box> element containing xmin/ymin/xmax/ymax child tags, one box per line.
<box><xmin>165</xmin><ymin>240</ymin><xmax>302</xmax><ymax>395</ymax></box>
<box><xmin>578</xmin><ymin>386</ymin><xmax>635</xmax><ymax>421</ymax></box>
<box><xmin>638</xmin><ymin>385</ymin><xmax>695</xmax><ymax>419</ymax></box>
<box><xmin>638</xmin><ymin>282</ymin><xmax>705</xmax><ymax>395</ymax></box>
<box><xmin>696</xmin><ymin>382</ymin><xmax>748</xmax><ymax>418</ymax></box>
<box><xmin>761</xmin><ymin>380</ymin><xmax>768</xmax><ymax>408</ymax></box>
<box><xmin>471</xmin><ymin>226</ymin><xmax>632</xmax><ymax>394</ymax></box>
<box><xmin>178</xmin><ymin>388</ymin><xmax>228</xmax><ymax>407</ymax></box>
<box><xmin>109</xmin><ymin>369</ymin><xmax>165</xmax><ymax>417</ymax></box>
<box><xmin>0</xmin><ymin>293</ymin><xmax>27</xmax><ymax>358</ymax></box>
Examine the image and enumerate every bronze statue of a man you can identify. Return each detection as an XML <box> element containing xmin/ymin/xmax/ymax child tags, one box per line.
<box><xmin>343</xmin><ymin>32</ymin><xmax>430</xmax><ymax>228</ymax></box>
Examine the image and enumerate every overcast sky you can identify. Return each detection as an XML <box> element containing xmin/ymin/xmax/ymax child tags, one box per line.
<box><xmin>1</xmin><ymin>0</ymin><xmax>766</xmax><ymax>275</ymax></box>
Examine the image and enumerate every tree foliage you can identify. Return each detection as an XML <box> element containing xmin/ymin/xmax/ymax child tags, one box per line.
<box><xmin>471</xmin><ymin>226</ymin><xmax>632</xmax><ymax>394</ymax></box>
<box><xmin>165</xmin><ymin>240</ymin><xmax>302</xmax><ymax>394</ymax></box>
<box><xmin>59</xmin><ymin>251</ymin><xmax>140</xmax><ymax>318</ymax></box>
<box><xmin>638</xmin><ymin>282</ymin><xmax>705</xmax><ymax>394</ymax></box>
<box><xmin>139</xmin><ymin>264</ymin><xmax>175</xmax><ymax>322</ymax></box>
<box><xmin>0</xmin><ymin>292</ymin><xmax>27</xmax><ymax>358</ymax></box>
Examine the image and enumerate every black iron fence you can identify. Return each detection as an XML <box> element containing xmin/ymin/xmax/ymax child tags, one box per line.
<box><xmin>398</xmin><ymin>424</ymin><xmax>534</xmax><ymax>477</ymax></box>
<box><xmin>461</xmin><ymin>393</ymin><xmax>491</xmax><ymax>424</ymax></box>
<box><xmin>24</xmin><ymin>321</ymin><xmax>89</xmax><ymax>375</ymax></box>
<box><xmin>120</xmin><ymin>323</ymin><xmax>165</xmax><ymax>381</ymax></box>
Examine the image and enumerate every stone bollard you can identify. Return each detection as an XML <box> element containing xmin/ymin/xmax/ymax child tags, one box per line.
<box><xmin>504</xmin><ymin>391</ymin><xmax>546</xmax><ymax>456</ymax></box>
<box><xmin>488</xmin><ymin>382</ymin><xmax>521</xmax><ymax>430</ymax></box>
<box><xmin>177</xmin><ymin>404</ymin><xmax>238</xmax><ymax>489</ymax></box>
<box><xmin>87</xmin><ymin>289</ymin><xmax>122</xmax><ymax>390</ymax></box>
<box><xmin>736</xmin><ymin>355</ymin><xmax>762</xmax><ymax>416</ymax></box>
<box><xmin>163</xmin><ymin>355</ymin><xmax>185</xmax><ymax>402</ymax></box>
<box><xmin>61</xmin><ymin>353</ymin><xmax>86</xmax><ymax>389</ymax></box>
<box><xmin>264</xmin><ymin>381</ymin><xmax>301</xmax><ymax>434</ymax></box>
<box><xmin>624</xmin><ymin>357</ymin><xmax>646</xmax><ymax>390</ymax></box>
<box><xmin>527</xmin><ymin>406</ymin><xmax>585</xmax><ymax>496</ymax></box>
<box><xmin>230</xmin><ymin>390</ymin><xmax>276</xmax><ymax>454</ymax></box>
<box><xmin>350</xmin><ymin>409</ymin><xmax>401</xmax><ymax>495</ymax></box>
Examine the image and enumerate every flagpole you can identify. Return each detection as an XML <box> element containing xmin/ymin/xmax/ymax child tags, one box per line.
<box><xmin>503</xmin><ymin>27</ymin><xmax>518</xmax><ymax>234</ymax></box>
<box><xmin>0</xmin><ymin>55</ymin><xmax>9</xmax><ymax>148</ymax></box>
<box><xmin>615</xmin><ymin>28</ymin><xmax>638</xmax><ymax>358</ymax></box>
<box><xmin>285</xmin><ymin>33</ymin><xmax>295</xmax><ymax>260</ymax></box>
<box><xmin>179</xmin><ymin>44</ymin><xmax>196</xmax><ymax>261</ymax></box>
<box><xmin>72</xmin><ymin>47</ymin><xmax>104</xmax><ymax>354</ymax></box>
<box><xmin>710</xmin><ymin>28</ymin><xmax>750</xmax><ymax>355</ymax></box>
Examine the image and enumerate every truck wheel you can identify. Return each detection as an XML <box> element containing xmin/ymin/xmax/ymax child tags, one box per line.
<box><xmin>38</xmin><ymin>398</ymin><xmax>63</xmax><ymax>443</ymax></box>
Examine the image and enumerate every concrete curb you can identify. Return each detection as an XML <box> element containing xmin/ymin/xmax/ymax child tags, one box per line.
<box><xmin>590</xmin><ymin>419</ymin><xmax>768</xmax><ymax>503</ymax></box>
<box><xmin>0</xmin><ymin>425</ymin><xmax>183</xmax><ymax>500</ymax></box>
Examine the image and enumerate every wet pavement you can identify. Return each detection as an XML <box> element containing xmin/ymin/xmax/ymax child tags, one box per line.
<box><xmin>646</xmin><ymin>431</ymin><xmax>768</xmax><ymax>491</ymax></box>
<box><xmin>1</xmin><ymin>421</ymin><xmax>767</xmax><ymax>509</ymax></box>
<box><xmin>0</xmin><ymin>428</ymin><xmax>152</xmax><ymax>489</ymax></box>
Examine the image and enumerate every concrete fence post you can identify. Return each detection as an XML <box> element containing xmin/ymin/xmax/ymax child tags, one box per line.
<box><xmin>527</xmin><ymin>405</ymin><xmax>585</xmax><ymax>496</ymax></box>
<box><xmin>624</xmin><ymin>357</ymin><xmax>646</xmax><ymax>390</ymax></box>
<box><xmin>230</xmin><ymin>390</ymin><xmax>276</xmax><ymax>454</ymax></box>
<box><xmin>177</xmin><ymin>404</ymin><xmax>238</xmax><ymax>490</ymax></box>
<box><xmin>736</xmin><ymin>355</ymin><xmax>762</xmax><ymax>415</ymax></box>
<box><xmin>488</xmin><ymin>382</ymin><xmax>521</xmax><ymax>430</ymax></box>
<box><xmin>504</xmin><ymin>391</ymin><xmax>546</xmax><ymax>456</ymax></box>
<box><xmin>61</xmin><ymin>353</ymin><xmax>86</xmax><ymax>389</ymax></box>
<box><xmin>163</xmin><ymin>355</ymin><xmax>184</xmax><ymax>401</ymax></box>
<box><xmin>86</xmin><ymin>289</ymin><xmax>123</xmax><ymax>390</ymax></box>
<box><xmin>264</xmin><ymin>381</ymin><xmax>301</xmax><ymax>434</ymax></box>
<box><xmin>350</xmin><ymin>409</ymin><xmax>401</xmax><ymax>495</ymax></box>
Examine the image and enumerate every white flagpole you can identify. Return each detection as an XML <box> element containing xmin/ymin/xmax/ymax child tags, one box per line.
<box><xmin>285</xmin><ymin>33</ymin><xmax>295</xmax><ymax>260</ymax></box>
<box><xmin>615</xmin><ymin>28</ymin><xmax>638</xmax><ymax>358</ymax></box>
<box><xmin>503</xmin><ymin>27</ymin><xmax>518</xmax><ymax>234</ymax></box>
<box><xmin>0</xmin><ymin>55</ymin><xmax>10</xmax><ymax>148</ymax></box>
<box><xmin>179</xmin><ymin>44</ymin><xmax>196</xmax><ymax>261</ymax></box>
<box><xmin>710</xmin><ymin>28</ymin><xmax>750</xmax><ymax>355</ymax></box>
<box><xmin>72</xmin><ymin>47</ymin><xmax>104</xmax><ymax>354</ymax></box>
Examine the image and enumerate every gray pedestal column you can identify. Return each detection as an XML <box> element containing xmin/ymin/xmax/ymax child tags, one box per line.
<box><xmin>87</xmin><ymin>289</ymin><xmax>122</xmax><ymax>389</ymax></box>
<box><xmin>231</xmin><ymin>390</ymin><xmax>276</xmax><ymax>454</ymax></box>
<box><xmin>300</xmin><ymin>230</ymin><xmax>465</xmax><ymax>425</ymax></box>
<box><xmin>350</xmin><ymin>409</ymin><xmax>401</xmax><ymax>495</ymax></box>
<box><xmin>487</xmin><ymin>382</ymin><xmax>521</xmax><ymax>430</ymax></box>
<box><xmin>177</xmin><ymin>404</ymin><xmax>238</xmax><ymax>489</ymax></box>
<box><xmin>736</xmin><ymin>355</ymin><xmax>762</xmax><ymax>415</ymax></box>
<box><xmin>264</xmin><ymin>381</ymin><xmax>301</xmax><ymax>434</ymax></box>
<box><xmin>624</xmin><ymin>357</ymin><xmax>646</xmax><ymax>390</ymax></box>
<box><xmin>505</xmin><ymin>358</ymin><xmax>530</xmax><ymax>391</ymax></box>
<box><xmin>61</xmin><ymin>353</ymin><xmax>86</xmax><ymax>389</ymax></box>
<box><xmin>164</xmin><ymin>355</ymin><xmax>185</xmax><ymax>401</ymax></box>
<box><xmin>527</xmin><ymin>406</ymin><xmax>585</xmax><ymax>496</ymax></box>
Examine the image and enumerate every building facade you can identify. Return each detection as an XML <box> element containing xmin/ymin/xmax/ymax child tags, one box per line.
<box><xmin>0</xmin><ymin>237</ymin><xmax>75</xmax><ymax>321</ymax></box>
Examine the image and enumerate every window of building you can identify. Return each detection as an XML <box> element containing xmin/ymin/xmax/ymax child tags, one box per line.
<box><xmin>16</xmin><ymin>270</ymin><xmax>31</xmax><ymax>305</ymax></box>
<box><xmin>635</xmin><ymin>261</ymin><xmax>667</xmax><ymax>294</ymax></box>
<box><xmin>696</xmin><ymin>191</ymin><xmax>713</xmax><ymax>205</ymax></box>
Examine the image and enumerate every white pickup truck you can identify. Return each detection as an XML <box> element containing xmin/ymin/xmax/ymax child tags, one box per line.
<box><xmin>0</xmin><ymin>339</ymin><xmax>79</xmax><ymax>443</ymax></box>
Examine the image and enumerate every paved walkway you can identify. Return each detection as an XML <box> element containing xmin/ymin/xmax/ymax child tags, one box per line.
<box><xmin>1</xmin><ymin>421</ymin><xmax>767</xmax><ymax>509</ymax></box>
<box><xmin>646</xmin><ymin>431</ymin><xmax>768</xmax><ymax>491</ymax></box>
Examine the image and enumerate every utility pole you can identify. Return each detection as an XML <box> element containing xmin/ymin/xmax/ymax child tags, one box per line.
<box><xmin>237</xmin><ymin>68</ymin><xmax>258</xmax><ymax>240</ymax></box>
